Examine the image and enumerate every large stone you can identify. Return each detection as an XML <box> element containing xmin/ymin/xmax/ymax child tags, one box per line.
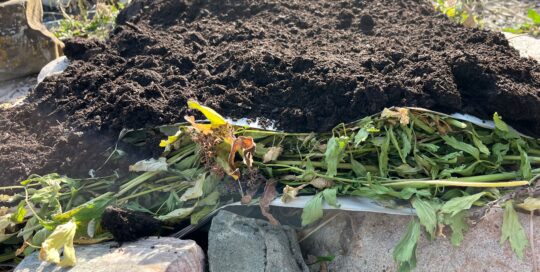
<box><xmin>0</xmin><ymin>0</ymin><xmax>63</xmax><ymax>81</ymax></box>
<box><xmin>208</xmin><ymin>210</ymin><xmax>309</xmax><ymax>272</ymax></box>
<box><xmin>504</xmin><ymin>32</ymin><xmax>540</xmax><ymax>62</ymax></box>
<box><xmin>14</xmin><ymin>237</ymin><xmax>205</xmax><ymax>272</ymax></box>
<box><xmin>300</xmin><ymin>209</ymin><xmax>540</xmax><ymax>272</ymax></box>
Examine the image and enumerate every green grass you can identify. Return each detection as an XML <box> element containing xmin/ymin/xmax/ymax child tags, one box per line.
<box><xmin>52</xmin><ymin>2</ymin><xmax>125</xmax><ymax>40</ymax></box>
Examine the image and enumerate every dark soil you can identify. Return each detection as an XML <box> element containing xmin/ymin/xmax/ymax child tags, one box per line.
<box><xmin>2</xmin><ymin>0</ymin><xmax>540</xmax><ymax>184</ymax></box>
<box><xmin>101</xmin><ymin>206</ymin><xmax>162</xmax><ymax>242</ymax></box>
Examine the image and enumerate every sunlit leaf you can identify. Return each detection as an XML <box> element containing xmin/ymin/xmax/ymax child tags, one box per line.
<box><xmin>187</xmin><ymin>100</ymin><xmax>227</xmax><ymax>126</ymax></box>
<box><xmin>180</xmin><ymin>174</ymin><xmax>205</xmax><ymax>201</ymax></box>
<box><xmin>324</xmin><ymin>136</ymin><xmax>348</xmax><ymax>177</ymax></box>
<box><xmin>440</xmin><ymin>192</ymin><xmax>486</xmax><ymax>217</ymax></box>
<box><xmin>157</xmin><ymin>207</ymin><xmax>195</xmax><ymax>223</ymax></box>
<box><xmin>322</xmin><ymin>188</ymin><xmax>340</xmax><ymax>208</ymax></box>
<box><xmin>301</xmin><ymin>193</ymin><xmax>324</xmax><ymax>226</ymax></box>
<box><xmin>412</xmin><ymin>198</ymin><xmax>437</xmax><ymax>238</ymax></box>
<box><xmin>393</xmin><ymin>219</ymin><xmax>421</xmax><ymax>272</ymax></box>
<box><xmin>517</xmin><ymin>197</ymin><xmax>540</xmax><ymax>212</ymax></box>
<box><xmin>442</xmin><ymin>135</ymin><xmax>479</xmax><ymax>160</ymax></box>
<box><xmin>500</xmin><ymin>201</ymin><xmax>528</xmax><ymax>259</ymax></box>
<box><xmin>39</xmin><ymin>220</ymin><xmax>77</xmax><ymax>267</ymax></box>
<box><xmin>129</xmin><ymin>157</ymin><xmax>168</xmax><ymax>172</ymax></box>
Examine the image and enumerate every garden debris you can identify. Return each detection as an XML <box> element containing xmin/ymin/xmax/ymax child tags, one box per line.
<box><xmin>4</xmin><ymin>0</ymin><xmax>540</xmax><ymax>185</ymax></box>
<box><xmin>1</xmin><ymin>103</ymin><xmax>539</xmax><ymax>271</ymax></box>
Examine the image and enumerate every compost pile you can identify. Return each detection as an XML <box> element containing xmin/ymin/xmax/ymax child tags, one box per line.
<box><xmin>1</xmin><ymin>0</ymin><xmax>540</xmax><ymax>183</ymax></box>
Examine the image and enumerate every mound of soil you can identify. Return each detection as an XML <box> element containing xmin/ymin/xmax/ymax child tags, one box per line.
<box><xmin>2</xmin><ymin>0</ymin><xmax>540</xmax><ymax>184</ymax></box>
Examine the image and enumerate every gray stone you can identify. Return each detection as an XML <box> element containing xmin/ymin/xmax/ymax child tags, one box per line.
<box><xmin>504</xmin><ymin>32</ymin><xmax>540</xmax><ymax>62</ymax></box>
<box><xmin>300</xmin><ymin>209</ymin><xmax>540</xmax><ymax>272</ymax></box>
<box><xmin>0</xmin><ymin>0</ymin><xmax>63</xmax><ymax>81</ymax></box>
<box><xmin>208</xmin><ymin>210</ymin><xmax>309</xmax><ymax>272</ymax></box>
<box><xmin>14</xmin><ymin>237</ymin><xmax>205</xmax><ymax>272</ymax></box>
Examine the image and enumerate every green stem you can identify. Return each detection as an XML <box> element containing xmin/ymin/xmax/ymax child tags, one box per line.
<box><xmin>116</xmin><ymin>172</ymin><xmax>159</xmax><ymax>197</ymax></box>
<box><xmin>167</xmin><ymin>144</ymin><xmax>197</xmax><ymax>164</ymax></box>
<box><xmin>503</xmin><ymin>155</ymin><xmax>540</xmax><ymax>164</ymax></box>
<box><xmin>384</xmin><ymin>179</ymin><xmax>528</xmax><ymax>188</ymax></box>
<box><xmin>117</xmin><ymin>182</ymin><xmax>189</xmax><ymax>202</ymax></box>
<box><xmin>271</xmin><ymin>160</ymin><xmax>379</xmax><ymax>173</ymax></box>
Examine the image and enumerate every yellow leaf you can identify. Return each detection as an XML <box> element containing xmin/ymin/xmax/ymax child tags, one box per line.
<box><xmin>381</xmin><ymin>108</ymin><xmax>410</xmax><ymax>125</ymax></box>
<box><xmin>517</xmin><ymin>197</ymin><xmax>540</xmax><ymax>212</ymax></box>
<box><xmin>187</xmin><ymin>100</ymin><xmax>227</xmax><ymax>126</ymax></box>
<box><xmin>184</xmin><ymin>116</ymin><xmax>214</xmax><ymax>135</ymax></box>
<box><xmin>159</xmin><ymin>135</ymin><xmax>178</xmax><ymax>147</ymax></box>
<box><xmin>39</xmin><ymin>221</ymin><xmax>77</xmax><ymax>267</ymax></box>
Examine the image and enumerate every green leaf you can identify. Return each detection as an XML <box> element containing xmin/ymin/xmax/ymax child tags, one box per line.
<box><xmin>21</xmin><ymin>217</ymin><xmax>39</xmax><ymax>241</ymax></box>
<box><xmin>518</xmin><ymin>145</ymin><xmax>532</xmax><ymax>180</ymax></box>
<box><xmin>157</xmin><ymin>207</ymin><xmax>195</xmax><ymax>223</ymax></box>
<box><xmin>394</xmin><ymin>164</ymin><xmax>421</xmax><ymax>177</ymax></box>
<box><xmin>198</xmin><ymin>191</ymin><xmax>220</xmax><ymax>206</ymax></box>
<box><xmin>324</xmin><ymin>137</ymin><xmax>348</xmax><ymax>177</ymax></box>
<box><xmin>500</xmin><ymin>201</ymin><xmax>528</xmax><ymax>259</ymax></box>
<box><xmin>322</xmin><ymin>188</ymin><xmax>340</xmax><ymax>208</ymax></box>
<box><xmin>53</xmin><ymin>196</ymin><xmax>113</xmax><ymax>222</ymax></box>
<box><xmin>440</xmin><ymin>192</ymin><xmax>486</xmax><ymax>217</ymax></box>
<box><xmin>441</xmin><ymin>211</ymin><xmax>469</xmax><ymax>246</ymax></box>
<box><xmin>11</xmin><ymin>200</ymin><xmax>27</xmax><ymax>223</ymax></box>
<box><xmin>190</xmin><ymin>205</ymin><xmax>216</xmax><ymax>225</ymax></box>
<box><xmin>441</xmin><ymin>135</ymin><xmax>480</xmax><ymax>160</ymax></box>
<box><xmin>472</xmin><ymin>134</ymin><xmax>490</xmax><ymax>155</ymax></box>
<box><xmin>389</xmin><ymin>127</ymin><xmax>405</xmax><ymax>163</ymax></box>
<box><xmin>354</xmin><ymin>128</ymin><xmax>369</xmax><ymax>147</ymax></box>
<box><xmin>527</xmin><ymin>9</ymin><xmax>540</xmax><ymax>24</ymax></box>
<box><xmin>180</xmin><ymin>174</ymin><xmax>206</xmax><ymax>201</ymax></box>
<box><xmin>439</xmin><ymin>161</ymin><xmax>483</xmax><ymax>178</ymax></box>
<box><xmin>418</xmin><ymin>143</ymin><xmax>439</xmax><ymax>153</ymax></box>
<box><xmin>379</xmin><ymin>135</ymin><xmax>390</xmax><ymax>177</ymax></box>
<box><xmin>301</xmin><ymin>193</ymin><xmax>324</xmax><ymax>226</ymax></box>
<box><xmin>351</xmin><ymin>159</ymin><xmax>367</xmax><ymax>177</ymax></box>
<box><xmin>393</xmin><ymin>219</ymin><xmax>421</xmax><ymax>272</ymax></box>
<box><xmin>493</xmin><ymin>112</ymin><xmax>509</xmax><ymax>132</ymax></box>
<box><xmin>492</xmin><ymin>143</ymin><xmax>509</xmax><ymax>164</ymax></box>
<box><xmin>400</xmin><ymin>131</ymin><xmax>412</xmax><ymax>159</ymax></box>
<box><xmin>412</xmin><ymin>198</ymin><xmax>437</xmax><ymax>238</ymax></box>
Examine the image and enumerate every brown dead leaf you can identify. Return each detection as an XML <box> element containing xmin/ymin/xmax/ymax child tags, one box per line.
<box><xmin>281</xmin><ymin>184</ymin><xmax>308</xmax><ymax>203</ymax></box>
<box><xmin>227</xmin><ymin>136</ymin><xmax>256</xmax><ymax>180</ymax></box>
<box><xmin>15</xmin><ymin>242</ymin><xmax>29</xmax><ymax>256</ymax></box>
<box><xmin>260</xmin><ymin>179</ymin><xmax>279</xmax><ymax>225</ymax></box>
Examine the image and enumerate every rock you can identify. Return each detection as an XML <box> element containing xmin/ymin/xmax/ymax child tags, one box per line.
<box><xmin>300</xmin><ymin>209</ymin><xmax>540</xmax><ymax>272</ymax></box>
<box><xmin>14</xmin><ymin>237</ymin><xmax>205</xmax><ymax>272</ymax></box>
<box><xmin>0</xmin><ymin>0</ymin><xmax>63</xmax><ymax>81</ymax></box>
<box><xmin>504</xmin><ymin>32</ymin><xmax>540</xmax><ymax>62</ymax></box>
<box><xmin>208</xmin><ymin>210</ymin><xmax>309</xmax><ymax>272</ymax></box>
